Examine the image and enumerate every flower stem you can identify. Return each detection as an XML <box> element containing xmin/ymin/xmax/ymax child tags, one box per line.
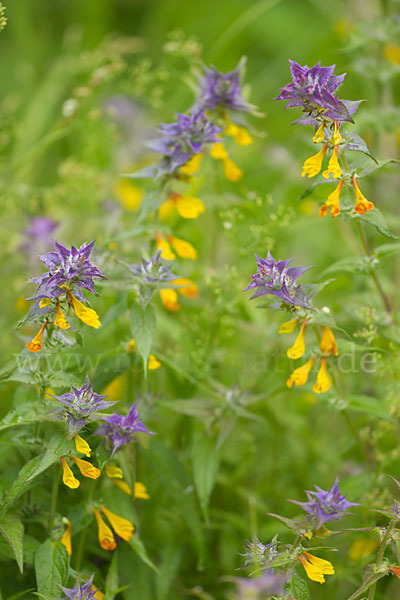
<box><xmin>74</xmin><ymin>479</ymin><xmax>96</xmax><ymax>572</ymax></box>
<box><xmin>367</xmin><ymin>520</ymin><xmax>397</xmax><ymax>600</ymax></box>
<box><xmin>48</xmin><ymin>463</ymin><xmax>61</xmax><ymax>534</ymax></box>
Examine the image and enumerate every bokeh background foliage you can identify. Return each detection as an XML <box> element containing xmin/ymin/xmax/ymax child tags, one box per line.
<box><xmin>1</xmin><ymin>0</ymin><xmax>400</xmax><ymax>599</ymax></box>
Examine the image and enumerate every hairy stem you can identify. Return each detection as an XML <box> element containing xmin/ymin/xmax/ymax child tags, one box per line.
<box><xmin>368</xmin><ymin>520</ymin><xmax>397</xmax><ymax>600</ymax></box>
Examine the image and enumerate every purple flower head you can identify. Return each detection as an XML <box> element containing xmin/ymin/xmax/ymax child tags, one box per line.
<box><xmin>244</xmin><ymin>251</ymin><xmax>312</xmax><ymax>309</ymax></box>
<box><xmin>290</xmin><ymin>478</ymin><xmax>359</xmax><ymax>527</ymax></box>
<box><xmin>95</xmin><ymin>403</ymin><xmax>153</xmax><ymax>457</ymax></box>
<box><xmin>275</xmin><ymin>60</ymin><xmax>357</xmax><ymax>123</ymax></box>
<box><xmin>127</xmin><ymin>250</ymin><xmax>178</xmax><ymax>284</ymax></box>
<box><xmin>195</xmin><ymin>59</ymin><xmax>255</xmax><ymax>113</ymax></box>
<box><xmin>59</xmin><ymin>573</ymin><xmax>97</xmax><ymax>600</ymax></box>
<box><xmin>52</xmin><ymin>376</ymin><xmax>117</xmax><ymax>435</ymax></box>
<box><xmin>22</xmin><ymin>216</ymin><xmax>58</xmax><ymax>258</ymax></box>
<box><xmin>147</xmin><ymin>109</ymin><xmax>221</xmax><ymax>173</ymax></box>
<box><xmin>240</xmin><ymin>537</ymin><xmax>278</xmax><ymax>568</ymax></box>
<box><xmin>233</xmin><ymin>571</ymin><xmax>287</xmax><ymax>599</ymax></box>
<box><xmin>29</xmin><ymin>240</ymin><xmax>106</xmax><ymax>302</ymax></box>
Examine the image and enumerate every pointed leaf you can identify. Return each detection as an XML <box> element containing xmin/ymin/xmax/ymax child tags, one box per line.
<box><xmin>0</xmin><ymin>512</ymin><xmax>24</xmax><ymax>573</ymax></box>
<box><xmin>130</xmin><ymin>303</ymin><xmax>156</xmax><ymax>377</ymax></box>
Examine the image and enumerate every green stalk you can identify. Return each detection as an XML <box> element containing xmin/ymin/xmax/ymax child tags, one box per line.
<box><xmin>367</xmin><ymin>520</ymin><xmax>397</xmax><ymax>600</ymax></box>
<box><xmin>48</xmin><ymin>463</ymin><xmax>61</xmax><ymax>534</ymax></box>
<box><xmin>74</xmin><ymin>479</ymin><xmax>96</xmax><ymax>572</ymax></box>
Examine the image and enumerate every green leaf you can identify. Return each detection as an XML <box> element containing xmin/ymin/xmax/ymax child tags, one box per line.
<box><xmin>0</xmin><ymin>408</ymin><xmax>56</xmax><ymax>432</ymax></box>
<box><xmin>192</xmin><ymin>436</ymin><xmax>220</xmax><ymax>522</ymax></box>
<box><xmin>156</xmin><ymin>543</ymin><xmax>183</xmax><ymax>600</ymax></box>
<box><xmin>346</xmin><ymin>395</ymin><xmax>392</xmax><ymax>422</ymax></box>
<box><xmin>0</xmin><ymin>512</ymin><xmax>24</xmax><ymax>573</ymax></box>
<box><xmin>34</xmin><ymin>540</ymin><xmax>69</xmax><ymax>597</ymax></box>
<box><xmin>130</xmin><ymin>303</ymin><xmax>156</xmax><ymax>377</ymax></box>
<box><xmin>289</xmin><ymin>575</ymin><xmax>310</xmax><ymax>600</ymax></box>
<box><xmin>128</xmin><ymin>534</ymin><xmax>159</xmax><ymax>573</ymax></box>
<box><xmin>7</xmin><ymin>590</ymin><xmax>36</xmax><ymax>600</ymax></box>
<box><xmin>104</xmin><ymin>550</ymin><xmax>119</xmax><ymax>600</ymax></box>
<box><xmin>355</xmin><ymin>208</ymin><xmax>399</xmax><ymax>239</ymax></box>
<box><xmin>374</xmin><ymin>242</ymin><xmax>400</xmax><ymax>259</ymax></box>
<box><xmin>320</xmin><ymin>256</ymin><xmax>371</xmax><ymax>278</ymax></box>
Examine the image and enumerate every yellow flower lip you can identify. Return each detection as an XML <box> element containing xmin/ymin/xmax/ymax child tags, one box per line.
<box><xmin>320</xmin><ymin>326</ymin><xmax>339</xmax><ymax>356</ymax></box>
<box><xmin>68</xmin><ymin>292</ymin><xmax>101</xmax><ymax>329</ymax></box>
<box><xmin>298</xmin><ymin>552</ymin><xmax>334</xmax><ymax>584</ymax></box>
<box><xmin>287</xmin><ymin>320</ymin><xmax>307</xmax><ymax>360</ymax></box>
<box><xmin>60</xmin><ymin>518</ymin><xmax>72</xmax><ymax>556</ymax></box>
<box><xmin>287</xmin><ymin>357</ymin><xmax>315</xmax><ymax>388</ymax></box>
<box><xmin>320</xmin><ymin>178</ymin><xmax>344</xmax><ymax>219</ymax></box>
<box><xmin>101</xmin><ymin>506</ymin><xmax>134</xmax><ymax>542</ymax></box>
<box><xmin>54</xmin><ymin>303</ymin><xmax>70</xmax><ymax>330</ymax></box>
<box><xmin>94</xmin><ymin>508</ymin><xmax>116</xmax><ymax>551</ymax></box>
<box><xmin>312</xmin><ymin>121</ymin><xmax>326</xmax><ymax>144</ymax></box>
<box><xmin>322</xmin><ymin>145</ymin><xmax>343</xmax><ymax>180</ymax></box>
<box><xmin>302</xmin><ymin>143</ymin><xmax>328</xmax><ymax>178</ymax></box>
<box><xmin>352</xmin><ymin>177</ymin><xmax>374</xmax><ymax>214</ymax></box>
<box><xmin>26</xmin><ymin>321</ymin><xmax>47</xmax><ymax>353</ymax></box>
<box><xmin>71</xmin><ymin>455</ymin><xmax>101</xmax><ymax>479</ymax></box>
<box><xmin>74</xmin><ymin>433</ymin><xmax>92</xmax><ymax>457</ymax></box>
<box><xmin>313</xmin><ymin>357</ymin><xmax>331</xmax><ymax>394</ymax></box>
<box><xmin>61</xmin><ymin>457</ymin><xmax>80</xmax><ymax>489</ymax></box>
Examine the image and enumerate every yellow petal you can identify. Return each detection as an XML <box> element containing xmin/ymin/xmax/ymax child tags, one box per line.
<box><xmin>61</xmin><ymin>457</ymin><xmax>80</xmax><ymax>489</ymax></box>
<box><xmin>320</xmin><ymin>326</ymin><xmax>339</xmax><ymax>356</ymax></box>
<box><xmin>322</xmin><ymin>146</ymin><xmax>343</xmax><ymax>180</ymax></box>
<box><xmin>302</xmin><ymin>143</ymin><xmax>328</xmax><ymax>178</ymax></box>
<box><xmin>69</xmin><ymin>293</ymin><xmax>101</xmax><ymax>329</ymax></box>
<box><xmin>156</xmin><ymin>233</ymin><xmax>176</xmax><ymax>260</ymax></box>
<box><xmin>101</xmin><ymin>506</ymin><xmax>134</xmax><ymax>542</ymax></box>
<box><xmin>113</xmin><ymin>479</ymin><xmax>132</xmax><ymax>495</ymax></box>
<box><xmin>54</xmin><ymin>303</ymin><xmax>70</xmax><ymax>330</ymax></box>
<box><xmin>303</xmin><ymin>552</ymin><xmax>335</xmax><ymax>574</ymax></box>
<box><xmin>94</xmin><ymin>509</ymin><xmax>116</xmax><ymax>551</ymax></box>
<box><xmin>331</xmin><ymin>121</ymin><xmax>342</xmax><ymax>146</ymax></box>
<box><xmin>127</xmin><ymin>338</ymin><xmax>137</xmax><ymax>352</ymax></box>
<box><xmin>115</xmin><ymin>180</ymin><xmax>144</xmax><ymax>211</ymax></box>
<box><xmin>160</xmin><ymin>288</ymin><xmax>180</xmax><ymax>311</ymax></box>
<box><xmin>173</xmin><ymin>193</ymin><xmax>206</xmax><ymax>219</ymax></box>
<box><xmin>173</xmin><ymin>278</ymin><xmax>198</xmax><ymax>298</ymax></box>
<box><xmin>179</xmin><ymin>153</ymin><xmax>203</xmax><ymax>175</ymax></box>
<box><xmin>159</xmin><ymin>199</ymin><xmax>176</xmax><ymax>220</ymax></box>
<box><xmin>104</xmin><ymin>465</ymin><xmax>123</xmax><ymax>479</ymax></box>
<box><xmin>39</xmin><ymin>298</ymin><xmax>51</xmax><ymax>308</ymax></box>
<box><xmin>71</xmin><ymin>456</ymin><xmax>100</xmax><ymax>479</ymax></box>
<box><xmin>60</xmin><ymin>518</ymin><xmax>72</xmax><ymax>556</ymax></box>
<box><xmin>287</xmin><ymin>357</ymin><xmax>315</xmax><ymax>388</ymax></box>
<box><xmin>312</xmin><ymin>121</ymin><xmax>326</xmax><ymax>144</ymax></box>
<box><xmin>287</xmin><ymin>320</ymin><xmax>307</xmax><ymax>360</ymax></box>
<box><xmin>223</xmin><ymin>157</ymin><xmax>242</xmax><ymax>182</ymax></box>
<box><xmin>210</xmin><ymin>141</ymin><xmax>228</xmax><ymax>160</ymax></box>
<box><xmin>312</xmin><ymin>357</ymin><xmax>331</xmax><ymax>394</ymax></box>
<box><xmin>148</xmin><ymin>354</ymin><xmax>161</xmax><ymax>370</ymax></box>
<box><xmin>134</xmin><ymin>481</ymin><xmax>150</xmax><ymax>499</ymax></box>
<box><xmin>320</xmin><ymin>178</ymin><xmax>344</xmax><ymax>218</ymax></box>
<box><xmin>26</xmin><ymin>322</ymin><xmax>47</xmax><ymax>353</ymax></box>
<box><xmin>74</xmin><ymin>434</ymin><xmax>92</xmax><ymax>458</ymax></box>
<box><xmin>167</xmin><ymin>235</ymin><xmax>197</xmax><ymax>259</ymax></box>
<box><xmin>103</xmin><ymin>374</ymin><xmax>124</xmax><ymax>401</ymax></box>
<box><xmin>91</xmin><ymin>584</ymin><xmax>105</xmax><ymax>600</ymax></box>
<box><xmin>352</xmin><ymin>177</ymin><xmax>374</xmax><ymax>215</ymax></box>
<box><xmin>278</xmin><ymin>318</ymin><xmax>298</xmax><ymax>334</ymax></box>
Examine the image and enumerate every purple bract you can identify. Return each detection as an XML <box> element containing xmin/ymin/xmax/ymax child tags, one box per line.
<box><xmin>127</xmin><ymin>250</ymin><xmax>177</xmax><ymax>284</ymax></box>
<box><xmin>290</xmin><ymin>478</ymin><xmax>359</xmax><ymax>526</ymax></box>
<box><xmin>29</xmin><ymin>240</ymin><xmax>106</xmax><ymax>302</ymax></box>
<box><xmin>244</xmin><ymin>251</ymin><xmax>312</xmax><ymax>309</ymax></box>
<box><xmin>59</xmin><ymin>573</ymin><xmax>97</xmax><ymax>600</ymax></box>
<box><xmin>95</xmin><ymin>403</ymin><xmax>153</xmax><ymax>457</ymax></box>
<box><xmin>275</xmin><ymin>60</ymin><xmax>358</xmax><ymax>123</ymax></box>
<box><xmin>195</xmin><ymin>59</ymin><xmax>254</xmax><ymax>113</ymax></box>
<box><xmin>52</xmin><ymin>376</ymin><xmax>117</xmax><ymax>435</ymax></box>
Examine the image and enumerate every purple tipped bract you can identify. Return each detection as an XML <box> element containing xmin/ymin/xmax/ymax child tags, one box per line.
<box><xmin>275</xmin><ymin>60</ymin><xmax>358</xmax><ymax>123</ymax></box>
<box><xmin>29</xmin><ymin>240</ymin><xmax>106</xmax><ymax>302</ymax></box>
<box><xmin>147</xmin><ymin>109</ymin><xmax>221</xmax><ymax>173</ymax></box>
<box><xmin>59</xmin><ymin>573</ymin><xmax>97</xmax><ymax>600</ymax></box>
<box><xmin>127</xmin><ymin>250</ymin><xmax>177</xmax><ymax>284</ymax></box>
<box><xmin>52</xmin><ymin>376</ymin><xmax>117</xmax><ymax>435</ymax></box>
<box><xmin>195</xmin><ymin>59</ymin><xmax>255</xmax><ymax>113</ymax></box>
<box><xmin>95</xmin><ymin>403</ymin><xmax>153</xmax><ymax>457</ymax></box>
<box><xmin>244</xmin><ymin>251</ymin><xmax>312</xmax><ymax>309</ymax></box>
<box><xmin>290</xmin><ymin>478</ymin><xmax>359</xmax><ymax>526</ymax></box>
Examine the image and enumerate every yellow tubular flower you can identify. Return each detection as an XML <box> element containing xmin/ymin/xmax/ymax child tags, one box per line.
<box><xmin>320</xmin><ymin>178</ymin><xmax>344</xmax><ymax>218</ymax></box>
<box><xmin>71</xmin><ymin>456</ymin><xmax>100</xmax><ymax>480</ymax></box>
<box><xmin>93</xmin><ymin>509</ymin><xmax>116</xmax><ymax>551</ymax></box>
<box><xmin>160</xmin><ymin>288</ymin><xmax>180</xmax><ymax>311</ymax></box>
<box><xmin>278</xmin><ymin>318</ymin><xmax>299</xmax><ymax>334</ymax></box>
<box><xmin>54</xmin><ymin>303</ymin><xmax>70</xmax><ymax>330</ymax></box>
<box><xmin>352</xmin><ymin>177</ymin><xmax>374</xmax><ymax>214</ymax></box>
<box><xmin>322</xmin><ymin>145</ymin><xmax>343</xmax><ymax>179</ymax></box>
<box><xmin>313</xmin><ymin>357</ymin><xmax>331</xmax><ymax>394</ymax></box>
<box><xmin>210</xmin><ymin>141</ymin><xmax>228</xmax><ymax>160</ymax></box>
<box><xmin>104</xmin><ymin>465</ymin><xmax>123</xmax><ymax>479</ymax></box>
<box><xmin>39</xmin><ymin>298</ymin><xmax>51</xmax><ymax>308</ymax></box>
<box><xmin>166</xmin><ymin>235</ymin><xmax>197</xmax><ymax>259</ymax></box>
<box><xmin>298</xmin><ymin>552</ymin><xmax>334</xmax><ymax>584</ymax></box>
<box><xmin>389</xmin><ymin>566</ymin><xmax>400</xmax><ymax>578</ymax></box>
<box><xmin>113</xmin><ymin>480</ymin><xmax>132</xmax><ymax>495</ymax></box>
<box><xmin>223</xmin><ymin>157</ymin><xmax>243</xmax><ymax>182</ymax></box>
<box><xmin>61</xmin><ymin>457</ymin><xmax>80</xmax><ymax>489</ymax></box>
<box><xmin>224</xmin><ymin>116</ymin><xmax>253</xmax><ymax>145</ymax></box>
<box><xmin>27</xmin><ymin>322</ymin><xmax>47</xmax><ymax>353</ymax></box>
<box><xmin>174</xmin><ymin>278</ymin><xmax>198</xmax><ymax>298</ymax></box>
<box><xmin>302</xmin><ymin>143</ymin><xmax>328</xmax><ymax>178</ymax></box>
<box><xmin>115</xmin><ymin>180</ymin><xmax>144</xmax><ymax>211</ymax></box>
<box><xmin>60</xmin><ymin>518</ymin><xmax>72</xmax><ymax>556</ymax></box>
<box><xmin>68</xmin><ymin>293</ymin><xmax>101</xmax><ymax>329</ymax></box>
<box><xmin>101</xmin><ymin>506</ymin><xmax>135</xmax><ymax>542</ymax></box>
<box><xmin>134</xmin><ymin>481</ymin><xmax>150</xmax><ymax>499</ymax></box>
<box><xmin>312</xmin><ymin>121</ymin><xmax>326</xmax><ymax>144</ymax></box>
<box><xmin>158</xmin><ymin>199</ymin><xmax>176</xmax><ymax>220</ymax></box>
<box><xmin>127</xmin><ymin>338</ymin><xmax>137</xmax><ymax>352</ymax></box>
<box><xmin>174</xmin><ymin>194</ymin><xmax>205</xmax><ymax>219</ymax></box>
<box><xmin>287</xmin><ymin>357</ymin><xmax>315</xmax><ymax>388</ymax></box>
<box><xmin>179</xmin><ymin>153</ymin><xmax>203</xmax><ymax>175</ymax></box>
<box><xmin>287</xmin><ymin>320</ymin><xmax>307</xmax><ymax>359</ymax></box>
<box><xmin>156</xmin><ymin>233</ymin><xmax>176</xmax><ymax>260</ymax></box>
<box><xmin>148</xmin><ymin>354</ymin><xmax>161</xmax><ymax>370</ymax></box>
<box><xmin>91</xmin><ymin>584</ymin><xmax>105</xmax><ymax>600</ymax></box>
<box><xmin>320</xmin><ymin>326</ymin><xmax>339</xmax><ymax>356</ymax></box>
<box><xmin>74</xmin><ymin>434</ymin><xmax>92</xmax><ymax>458</ymax></box>
<box><xmin>331</xmin><ymin>121</ymin><xmax>342</xmax><ymax>146</ymax></box>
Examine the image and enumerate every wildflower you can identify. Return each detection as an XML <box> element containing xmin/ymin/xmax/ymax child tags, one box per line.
<box><xmin>312</xmin><ymin>357</ymin><xmax>331</xmax><ymax>394</ymax></box>
<box><xmin>54</xmin><ymin>303</ymin><xmax>70</xmax><ymax>329</ymax></box>
<box><xmin>166</xmin><ymin>234</ymin><xmax>197</xmax><ymax>259</ymax></box>
<box><xmin>352</xmin><ymin>177</ymin><xmax>374</xmax><ymax>214</ymax></box>
<box><xmin>233</xmin><ymin>571</ymin><xmax>287</xmax><ymax>599</ymax></box>
<box><xmin>320</xmin><ymin>178</ymin><xmax>344</xmax><ymax>218</ymax></box>
<box><xmin>278</xmin><ymin>318</ymin><xmax>299</xmax><ymax>334</ymax></box>
<box><xmin>70</xmin><ymin>456</ymin><xmax>100</xmax><ymax>480</ymax></box>
<box><xmin>147</xmin><ymin>110</ymin><xmax>221</xmax><ymax>175</ymax></box>
<box><xmin>291</xmin><ymin>478</ymin><xmax>358</xmax><ymax>527</ymax></box>
<box><xmin>389</xmin><ymin>566</ymin><xmax>400</xmax><ymax>578</ymax></box>
<box><xmin>156</xmin><ymin>233</ymin><xmax>176</xmax><ymax>260</ymax></box>
<box><xmin>179</xmin><ymin>153</ymin><xmax>203</xmax><ymax>175</ymax></box>
<box><xmin>60</xmin><ymin>518</ymin><xmax>72</xmax><ymax>556</ymax></box>
<box><xmin>331</xmin><ymin>121</ymin><xmax>342</xmax><ymax>145</ymax></box>
<box><xmin>160</xmin><ymin>288</ymin><xmax>180</xmax><ymax>311</ymax></box>
<box><xmin>104</xmin><ymin>465</ymin><xmax>123</xmax><ymax>479</ymax></box>
<box><xmin>26</xmin><ymin>321</ymin><xmax>47</xmax><ymax>353</ymax></box>
<box><xmin>240</xmin><ymin>537</ymin><xmax>278</xmax><ymax>568</ymax></box>
<box><xmin>298</xmin><ymin>552</ymin><xmax>334</xmax><ymax>584</ymax></box>
<box><xmin>312</xmin><ymin>121</ymin><xmax>326</xmax><ymax>144</ymax></box>
<box><xmin>115</xmin><ymin>179</ymin><xmax>144</xmax><ymax>211</ymax></box>
<box><xmin>195</xmin><ymin>59</ymin><xmax>255</xmax><ymax>113</ymax></box>
<box><xmin>127</xmin><ymin>338</ymin><xmax>161</xmax><ymax>370</ymax></box>
<box><xmin>52</xmin><ymin>376</ymin><xmax>117</xmax><ymax>435</ymax></box>
<box><xmin>101</xmin><ymin>506</ymin><xmax>134</xmax><ymax>542</ymax></box>
<box><xmin>244</xmin><ymin>251</ymin><xmax>312</xmax><ymax>309</ymax></box>
<box><xmin>61</xmin><ymin>457</ymin><xmax>80</xmax><ymax>489</ymax></box>
<box><xmin>67</xmin><ymin>293</ymin><xmax>101</xmax><ymax>329</ymax></box>
<box><xmin>210</xmin><ymin>139</ymin><xmax>243</xmax><ymax>181</ymax></box>
<box><xmin>74</xmin><ymin>434</ymin><xmax>92</xmax><ymax>457</ymax></box>
<box><xmin>93</xmin><ymin>509</ymin><xmax>116</xmax><ymax>551</ymax></box>
<box><xmin>114</xmin><ymin>480</ymin><xmax>132</xmax><ymax>495</ymax></box>
<box><xmin>91</xmin><ymin>584</ymin><xmax>104</xmax><ymax>600</ymax></box>
<box><xmin>134</xmin><ymin>482</ymin><xmax>150</xmax><ymax>499</ymax></box>
<box><xmin>127</xmin><ymin>250</ymin><xmax>177</xmax><ymax>285</ymax></box>
<box><xmin>59</xmin><ymin>573</ymin><xmax>100</xmax><ymax>600</ymax></box>
<box><xmin>287</xmin><ymin>357</ymin><xmax>315</xmax><ymax>388</ymax></box>
<box><xmin>160</xmin><ymin>192</ymin><xmax>205</xmax><ymax>219</ymax></box>
<box><xmin>302</xmin><ymin>143</ymin><xmax>328</xmax><ymax>178</ymax></box>
<box><xmin>173</xmin><ymin>277</ymin><xmax>198</xmax><ymax>298</ymax></box>
<box><xmin>287</xmin><ymin>320</ymin><xmax>307</xmax><ymax>359</ymax></box>
<box><xmin>95</xmin><ymin>403</ymin><xmax>153</xmax><ymax>457</ymax></box>
<box><xmin>322</xmin><ymin>145</ymin><xmax>343</xmax><ymax>179</ymax></box>
<box><xmin>224</xmin><ymin>115</ymin><xmax>254</xmax><ymax>145</ymax></box>
<box><xmin>275</xmin><ymin>60</ymin><xmax>356</xmax><ymax>123</ymax></box>
<box><xmin>320</xmin><ymin>326</ymin><xmax>338</xmax><ymax>356</ymax></box>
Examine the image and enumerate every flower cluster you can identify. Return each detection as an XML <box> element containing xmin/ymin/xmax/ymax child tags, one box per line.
<box><xmin>93</xmin><ymin>506</ymin><xmax>134</xmax><ymax>551</ymax></box>
<box><xmin>95</xmin><ymin>403</ymin><xmax>153</xmax><ymax>457</ymax></box>
<box><xmin>195</xmin><ymin>59</ymin><xmax>255</xmax><ymax>114</ymax></box>
<box><xmin>59</xmin><ymin>573</ymin><xmax>102</xmax><ymax>600</ymax></box>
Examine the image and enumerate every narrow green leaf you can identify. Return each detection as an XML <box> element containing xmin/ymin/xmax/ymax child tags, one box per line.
<box><xmin>104</xmin><ymin>550</ymin><xmax>119</xmax><ymax>600</ymax></box>
<box><xmin>34</xmin><ymin>540</ymin><xmax>69</xmax><ymax>597</ymax></box>
<box><xmin>130</xmin><ymin>303</ymin><xmax>156</xmax><ymax>377</ymax></box>
<box><xmin>192</xmin><ymin>436</ymin><xmax>220</xmax><ymax>522</ymax></box>
<box><xmin>346</xmin><ymin>395</ymin><xmax>392</xmax><ymax>422</ymax></box>
<box><xmin>128</xmin><ymin>534</ymin><xmax>159</xmax><ymax>573</ymax></box>
<box><xmin>0</xmin><ymin>512</ymin><xmax>24</xmax><ymax>573</ymax></box>
<box><xmin>355</xmin><ymin>208</ymin><xmax>399</xmax><ymax>240</ymax></box>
